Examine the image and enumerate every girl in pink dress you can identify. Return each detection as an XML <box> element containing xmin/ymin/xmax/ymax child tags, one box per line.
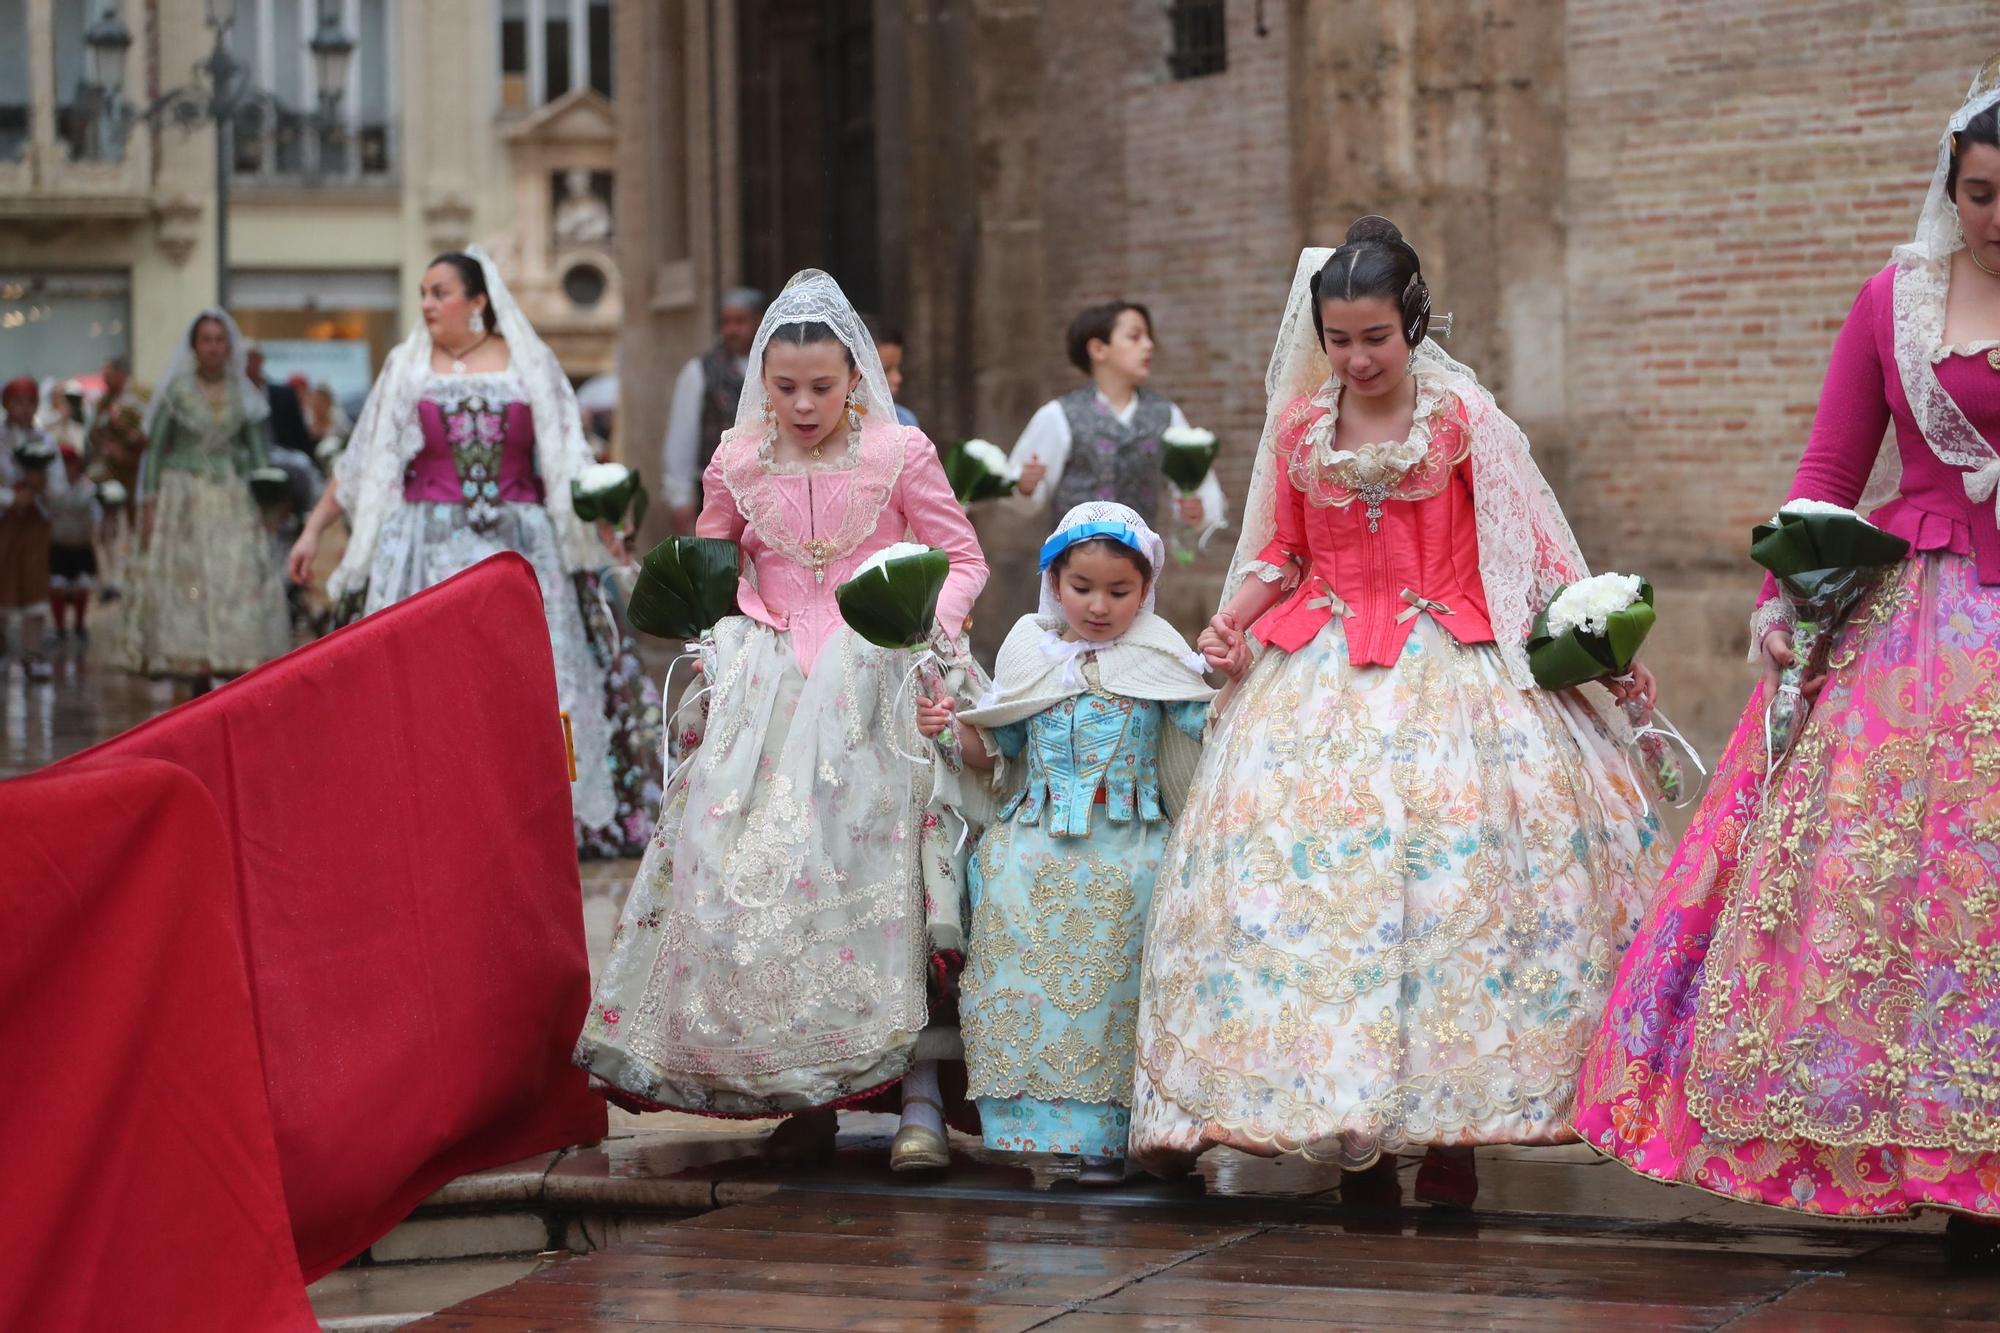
<box><xmin>575</xmin><ymin>271</ymin><xmax>992</xmax><ymax>1172</ymax></box>
<box><xmin>1573</xmin><ymin>60</ymin><xmax>2000</xmax><ymax>1261</ymax></box>
<box><xmin>1130</xmin><ymin>219</ymin><xmax>1667</xmax><ymax>1207</ymax></box>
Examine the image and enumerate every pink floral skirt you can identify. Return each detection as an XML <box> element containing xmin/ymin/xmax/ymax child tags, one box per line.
<box><xmin>1573</xmin><ymin>553</ymin><xmax>2000</xmax><ymax>1219</ymax></box>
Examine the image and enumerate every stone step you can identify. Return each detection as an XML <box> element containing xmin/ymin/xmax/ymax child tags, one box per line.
<box><xmin>309</xmin><ymin>1116</ymin><xmax>788</xmax><ymax>1327</ymax></box>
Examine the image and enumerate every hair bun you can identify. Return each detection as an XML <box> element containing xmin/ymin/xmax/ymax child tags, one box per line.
<box><xmin>1345</xmin><ymin>215</ymin><xmax>1404</xmax><ymax>246</ymax></box>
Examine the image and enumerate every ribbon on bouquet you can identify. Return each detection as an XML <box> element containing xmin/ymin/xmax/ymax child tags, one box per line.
<box><xmin>889</xmin><ymin>639</ymin><xmax>977</xmax><ymax>855</ymax></box>
<box><xmin>656</xmin><ymin>638</ymin><xmax>719</xmax><ymax>794</ymax></box>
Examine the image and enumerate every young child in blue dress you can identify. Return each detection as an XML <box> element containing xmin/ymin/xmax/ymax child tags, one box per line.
<box><xmin>918</xmin><ymin>501</ymin><xmax>1213</xmax><ymax>1183</ymax></box>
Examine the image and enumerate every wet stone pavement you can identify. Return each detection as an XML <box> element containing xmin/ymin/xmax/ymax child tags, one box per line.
<box><xmin>7</xmin><ymin>624</ymin><xmax>1987</xmax><ymax>1331</ymax></box>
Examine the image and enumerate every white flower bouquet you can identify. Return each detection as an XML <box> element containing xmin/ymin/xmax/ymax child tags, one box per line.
<box><xmin>1750</xmin><ymin>499</ymin><xmax>1910</xmax><ymax>775</ymax></box>
<box><xmin>571</xmin><ymin>461</ymin><xmax>649</xmax><ymax>538</ymax></box>
<box><xmin>941</xmin><ymin>438</ymin><xmax>1016</xmax><ymax>505</ymax></box>
<box><xmin>1528</xmin><ymin>572</ymin><xmax>1703</xmax><ymax>808</ymax></box>
<box><xmin>1160</xmin><ymin>425</ymin><xmax>1221</xmax><ymax>563</ymax></box>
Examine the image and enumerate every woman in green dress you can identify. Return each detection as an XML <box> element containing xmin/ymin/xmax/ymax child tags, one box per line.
<box><xmin>119</xmin><ymin>309</ymin><xmax>290</xmax><ymax>686</ymax></box>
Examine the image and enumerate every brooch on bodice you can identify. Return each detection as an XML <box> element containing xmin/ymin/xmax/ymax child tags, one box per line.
<box><xmin>802</xmin><ymin>538</ymin><xmax>838</xmax><ymax>583</ymax></box>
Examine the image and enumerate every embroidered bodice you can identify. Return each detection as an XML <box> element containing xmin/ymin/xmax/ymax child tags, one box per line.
<box><xmin>988</xmin><ymin>667</ymin><xmax>1208</xmax><ymax>837</ymax></box>
<box><xmin>147</xmin><ymin>375</ymin><xmax>268</xmax><ymax>481</ymax></box>
<box><xmin>698</xmin><ymin>423</ymin><xmax>989</xmax><ymax>674</ymax></box>
<box><xmin>1761</xmin><ymin>262</ymin><xmax>2000</xmax><ymax>597</ymax></box>
<box><xmin>405</xmin><ymin>371</ymin><xmax>544</xmax><ymax>526</ymax></box>
<box><xmin>1250</xmin><ymin>371</ymin><xmax>1496</xmax><ymax>666</ymax></box>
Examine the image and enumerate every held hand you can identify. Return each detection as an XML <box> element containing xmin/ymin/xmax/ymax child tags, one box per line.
<box><xmin>1178</xmin><ymin>495</ymin><xmax>1204</xmax><ymax>525</ymax></box>
<box><xmin>669</xmin><ymin>503</ymin><xmax>698</xmax><ymax>536</ymax></box>
<box><xmin>915</xmin><ymin>692</ymin><xmax>957</xmax><ymax>739</ymax></box>
<box><xmin>286</xmin><ymin>530</ymin><xmax>319</xmax><ymax>586</ymax></box>
<box><xmin>1609</xmin><ymin>661</ymin><xmax>1659</xmax><ymax>712</ymax></box>
<box><xmin>1759</xmin><ymin>629</ymin><xmax>1827</xmax><ymax>706</ymax></box>
<box><xmin>1016</xmin><ymin>459</ymin><xmax>1046</xmax><ymax>495</ymax></box>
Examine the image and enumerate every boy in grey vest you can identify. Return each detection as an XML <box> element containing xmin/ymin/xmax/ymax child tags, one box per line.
<box><xmin>1006</xmin><ymin>301</ymin><xmax>1225</xmax><ymax>532</ymax></box>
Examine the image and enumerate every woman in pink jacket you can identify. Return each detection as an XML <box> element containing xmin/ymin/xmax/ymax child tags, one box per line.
<box><xmin>1129</xmin><ymin>218</ymin><xmax>1667</xmax><ymax>1207</ymax></box>
<box><xmin>1573</xmin><ymin>60</ymin><xmax>2000</xmax><ymax>1262</ymax></box>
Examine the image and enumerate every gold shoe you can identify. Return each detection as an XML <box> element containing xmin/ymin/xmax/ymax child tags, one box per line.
<box><xmin>890</xmin><ymin>1123</ymin><xmax>950</xmax><ymax>1172</ymax></box>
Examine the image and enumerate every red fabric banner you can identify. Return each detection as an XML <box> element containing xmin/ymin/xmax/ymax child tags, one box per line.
<box><xmin>1</xmin><ymin>760</ymin><xmax>317</xmax><ymax>1332</ymax></box>
<box><xmin>46</xmin><ymin>552</ymin><xmax>606</xmax><ymax>1290</ymax></box>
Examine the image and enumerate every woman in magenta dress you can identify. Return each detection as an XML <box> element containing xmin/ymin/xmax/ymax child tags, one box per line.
<box><xmin>289</xmin><ymin>248</ymin><xmax>660</xmax><ymax>856</ymax></box>
<box><xmin>1573</xmin><ymin>60</ymin><xmax>2000</xmax><ymax>1261</ymax></box>
<box><xmin>575</xmin><ymin>271</ymin><xmax>992</xmax><ymax>1172</ymax></box>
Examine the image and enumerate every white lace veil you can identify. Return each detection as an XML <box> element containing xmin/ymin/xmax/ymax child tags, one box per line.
<box><xmin>1875</xmin><ymin>55</ymin><xmax>2000</xmax><ymax>515</ymax></box>
<box><xmin>1037</xmin><ymin>500</ymin><xmax>1167</xmax><ymax>618</ymax></box>
<box><xmin>1228</xmin><ymin>246</ymin><xmax>1594</xmax><ymax>690</ymax></box>
<box><xmin>330</xmin><ymin>244</ymin><xmax>599</xmax><ymax>597</ymax></box>
<box><xmin>143</xmin><ymin>307</ymin><xmax>271</xmax><ymax>438</ymax></box>
<box><xmin>731</xmin><ymin>269</ymin><xmax>895</xmax><ymax>434</ymax></box>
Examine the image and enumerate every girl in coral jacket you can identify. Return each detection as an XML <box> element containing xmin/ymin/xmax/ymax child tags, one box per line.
<box><xmin>1128</xmin><ymin>218</ymin><xmax>1666</xmax><ymax>1208</ymax></box>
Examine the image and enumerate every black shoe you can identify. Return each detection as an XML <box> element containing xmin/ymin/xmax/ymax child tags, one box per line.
<box><xmin>1945</xmin><ymin>1214</ymin><xmax>2000</xmax><ymax>1265</ymax></box>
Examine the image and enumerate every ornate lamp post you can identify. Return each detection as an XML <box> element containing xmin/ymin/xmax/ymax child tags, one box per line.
<box><xmin>84</xmin><ymin>2</ymin><xmax>356</xmax><ymax>308</ymax></box>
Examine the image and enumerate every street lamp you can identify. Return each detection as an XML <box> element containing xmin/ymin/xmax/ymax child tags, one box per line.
<box><xmin>85</xmin><ymin>2</ymin><xmax>357</xmax><ymax>309</ymax></box>
<box><xmin>83</xmin><ymin>9</ymin><xmax>132</xmax><ymax>101</ymax></box>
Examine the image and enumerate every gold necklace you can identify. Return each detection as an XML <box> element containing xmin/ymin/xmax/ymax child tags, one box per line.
<box><xmin>1970</xmin><ymin>244</ymin><xmax>2000</xmax><ymax>278</ymax></box>
<box><xmin>442</xmin><ymin>332</ymin><xmax>491</xmax><ymax>374</ymax></box>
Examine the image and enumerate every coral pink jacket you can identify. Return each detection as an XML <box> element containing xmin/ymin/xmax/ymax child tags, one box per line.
<box><xmin>1251</xmin><ymin>390</ymin><xmax>1496</xmax><ymax>665</ymax></box>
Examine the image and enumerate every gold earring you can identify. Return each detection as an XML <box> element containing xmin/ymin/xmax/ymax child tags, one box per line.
<box><xmin>845</xmin><ymin>391</ymin><xmax>866</xmax><ymax>432</ymax></box>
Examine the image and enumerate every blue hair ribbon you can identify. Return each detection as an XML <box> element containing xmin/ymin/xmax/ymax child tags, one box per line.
<box><xmin>1038</xmin><ymin>521</ymin><xmax>1148</xmax><ymax>572</ymax></box>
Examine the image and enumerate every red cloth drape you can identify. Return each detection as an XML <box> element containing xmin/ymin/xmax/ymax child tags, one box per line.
<box><xmin>42</xmin><ymin>551</ymin><xmax>606</xmax><ymax>1291</ymax></box>
<box><xmin>1</xmin><ymin>760</ymin><xmax>317</xmax><ymax>1332</ymax></box>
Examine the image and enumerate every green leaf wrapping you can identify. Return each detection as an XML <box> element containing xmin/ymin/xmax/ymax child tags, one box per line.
<box><xmin>1750</xmin><ymin>510</ymin><xmax>1909</xmax><ymax>589</ymax></box>
<box><xmin>940</xmin><ymin>442</ymin><xmax>1016</xmax><ymax>504</ymax></box>
<box><xmin>1526</xmin><ymin>580</ymin><xmax>1657</xmax><ymax>689</ymax></box>
<box><xmin>625</xmin><ymin>536</ymin><xmax>742</xmax><ymax>640</ymax></box>
<box><xmin>835</xmin><ymin>548</ymin><xmax>951</xmax><ymax>650</ymax></box>
<box><xmin>571</xmin><ymin>469</ymin><xmax>649</xmax><ymax>530</ymax></box>
<box><xmin>1161</xmin><ymin>439</ymin><xmax>1219</xmax><ymax>494</ymax></box>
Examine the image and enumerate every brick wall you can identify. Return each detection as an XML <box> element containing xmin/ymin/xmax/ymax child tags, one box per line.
<box><xmin>965</xmin><ymin>0</ymin><xmax>1302</xmax><ymax>649</ymax></box>
<box><xmin>1564</xmin><ymin>0</ymin><xmax>1991</xmax><ymax>749</ymax></box>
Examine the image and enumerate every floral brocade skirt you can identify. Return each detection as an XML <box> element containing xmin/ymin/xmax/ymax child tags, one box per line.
<box><xmin>575</xmin><ymin>618</ymin><xmax>980</xmax><ymax>1118</ymax></box>
<box><xmin>964</xmin><ymin>816</ymin><xmax>1166</xmax><ymax>1159</ymax></box>
<box><xmin>1130</xmin><ymin>616</ymin><xmax>1665</xmax><ymax>1172</ymax></box>
<box><xmin>117</xmin><ymin>470</ymin><xmax>290</xmax><ymax>678</ymax></box>
<box><xmin>1574</xmin><ymin>553</ymin><xmax>2000</xmax><ymax>1219</ymax></box>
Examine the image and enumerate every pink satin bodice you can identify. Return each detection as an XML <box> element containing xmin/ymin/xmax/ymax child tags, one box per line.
<box><xmin>697</xmin><ymin>424</ymin><xmax>989</xmax><ymax>674</ymax></box>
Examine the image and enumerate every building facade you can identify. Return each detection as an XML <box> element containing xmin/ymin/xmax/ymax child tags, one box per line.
<box><xmin>0</xmin><ymin>0</ymin><xmax>622</xmax><ymax>401</ymax></box>
<box><xmin>613</xmin><ymin>0</ymin><xmax>1992</xmax><ymax>753</ymax></box>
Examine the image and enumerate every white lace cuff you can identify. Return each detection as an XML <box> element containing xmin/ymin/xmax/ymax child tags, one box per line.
<box><xmin>1747</xmin><ymin>597</ymin><xmax>1796</xmax><ymax>663</ymax></box>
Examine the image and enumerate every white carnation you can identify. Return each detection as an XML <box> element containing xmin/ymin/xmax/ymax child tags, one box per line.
<box><xmin>854</xmin><ymin>541</ymin><xmax>938</xmax><ymax>579</ymax></box>
<box><xmin>578</xmin><ymin>461</ymin><xmax>635</xmax><ymax>493</ymax></box>
<box><xmin>98</xmin><ymin>480</ymin><xmax>128</xmax><ymax>506</ymax></box>
<box><xmin>1547</xmin><ymin>572</ymin><xmax>1645</xmax><ymax>637</ymax></box>
<box><xmin>959</xmin><ymin>438</ymin><xmax>1012</xmax><ymax>475</ymax></box>
<box><xmin>1776</xmin><ymin>498</ymin><xmax>1860</xmax><ymax>519</ymax></box>
<box><xmin>1162</xmin><ymin>426</ymin><xmax>1216</xmax><ymax>448</ymax></box>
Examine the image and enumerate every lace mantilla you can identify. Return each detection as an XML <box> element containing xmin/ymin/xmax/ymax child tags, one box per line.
<box><xmin>1287</xmin><ymin>371</ymin><xmax>1466</xmax><ymax>528</ymax></box>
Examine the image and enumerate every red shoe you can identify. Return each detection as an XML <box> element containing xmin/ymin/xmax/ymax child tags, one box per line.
<box><xmin>1414</xmin><ymin>1146</ymin><xmax>1477</xmax><ymax>1209</ymax></box>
